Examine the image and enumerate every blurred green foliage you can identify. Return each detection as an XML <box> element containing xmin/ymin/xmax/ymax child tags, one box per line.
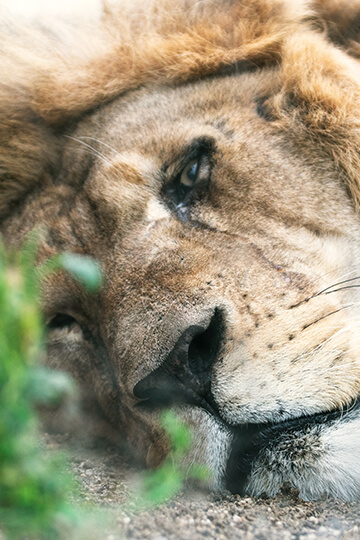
<box><xmin>0</xmin><ymin>233</ymin><xmax>207</xmax><ymax>538</ymax></box>
<box><xmin>0</xmin><ymin>237</ymin><xmax>101</xmax><ymax>539</ymax></box>
<box><xmin>49</xmin><ymin>253</ymin><xmax>102</xmax><ymax>294</ymax></box>
<box><xmin>137</xmin><ymin>410</ymin><xmax>209</xmax><ymax>508</ymax></box>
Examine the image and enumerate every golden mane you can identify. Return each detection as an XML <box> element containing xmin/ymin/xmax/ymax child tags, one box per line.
<box><xmin>1</xmin><ymin>0</ymin><xmax>310</xmax><ymax>125</ymax></box>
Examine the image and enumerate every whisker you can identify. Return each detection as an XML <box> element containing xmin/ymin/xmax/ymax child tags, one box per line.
<box><xmin>302</xmin><ymin>305</ymin><xmax>354</xmax><ymax>330</ymax></box>
<box><xmin>326</xmin><ymin>322</ymin><xmax>360</xmax><ymax>346</ymax></box>
<box><xmin>289</xmin><ymin>308</ymin><xmax>360</xmax><ymax>367</ymax></box>
<box><xmin>64</xmin><ymin>135</ymin><xmax>112</xmax><ymax>165</ymax></box>
<box><xmin>324</xmin><ymin>285</ymin><xmax>360</xmax><ymax>296</ymax></box>
<box><xmin>316</xmin><ymin>276</ymin><xmax>360</xmax><ymax>295</ymax></box>
<box><xmin>312</xmin><ymin>322</ymin><xmax>360</xmax><ymax>337</ymax></box>
<box><xmin>290</xmin><ymin>275</ymin><xmax>360</xmax><ymax>309</ymax></box>
<box><xmin>77</xmin><ymin>136</ymin><xmax>119</xmax><ymax>155</ymax></box>
<box><xmin>292</xmin><ymin>318</ymin><xmax>360</xmax><ymax>363</ymax></box>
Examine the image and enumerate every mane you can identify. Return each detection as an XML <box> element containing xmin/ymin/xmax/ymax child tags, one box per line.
<box><xmin>1</xmin><ymin>0</ymin><xmax>311</xmax><ymax>125</ymax></box>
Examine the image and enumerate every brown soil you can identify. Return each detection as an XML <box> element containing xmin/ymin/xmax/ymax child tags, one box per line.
<box><xmin>44</xmin><ymin>435</ymin><xmax>360</xmax><ymax>540</ymax></box>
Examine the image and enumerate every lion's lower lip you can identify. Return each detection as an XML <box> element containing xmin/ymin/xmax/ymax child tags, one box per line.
<box><xmin>134</xmin><ymin>366</ymin><xmax>360</xmax><ymax>495</ymax></box>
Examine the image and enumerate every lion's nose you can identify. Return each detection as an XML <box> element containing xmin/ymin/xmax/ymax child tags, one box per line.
<box><xmin>133</xmin><ymin>308</ymin><xmax>224</xmax><ymax>410</ymax></box>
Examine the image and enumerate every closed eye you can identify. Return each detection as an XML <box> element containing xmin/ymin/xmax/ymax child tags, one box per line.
<box><xmin>47</xmin><ymin>313</ymin><xmax>79</xmax><ymax>330</ymax></box>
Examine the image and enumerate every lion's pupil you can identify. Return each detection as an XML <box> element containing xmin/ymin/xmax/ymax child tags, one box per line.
<box><xmin>187</xmin><ymin>162</ymin><xmax>198</xmax><ymax>183</ymax></box>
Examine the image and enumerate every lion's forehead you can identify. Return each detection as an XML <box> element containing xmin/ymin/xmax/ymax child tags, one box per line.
<box><xmin>57</xmin><ymin>73</ymin><xmax>355</xmax><ymax>250</ymax></box>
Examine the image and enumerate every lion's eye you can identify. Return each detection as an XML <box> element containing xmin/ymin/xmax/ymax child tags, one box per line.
<box><xmin>165</xmin><ymin>152</ymin><xmax>212</xmax><ymax>220</ymax></box>
<box><xmin>179</xmin><ymin>155</ymin><xmax>211</xmax><ymax>190</ymax></box>
<box><xmin>179</xmin><ymin>158</ymin><xmax>202</xmax><ymax>187</ymax></box>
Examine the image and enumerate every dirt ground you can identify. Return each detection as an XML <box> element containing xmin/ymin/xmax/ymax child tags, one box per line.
<box><xmin>44</xmin><ymin>435</ymin><xmax>360</xmax><ymax>540</ymax></box>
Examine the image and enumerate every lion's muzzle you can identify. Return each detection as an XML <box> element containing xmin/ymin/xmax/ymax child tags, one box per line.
<box><xmin>133</xmin><ymin>307</ymin><xmax>224</xmax><ymax>415</ymax></box>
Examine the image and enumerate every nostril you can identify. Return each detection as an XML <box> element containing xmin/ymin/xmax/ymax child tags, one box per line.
<box><xmin>188</xmin><ymin>308</ymin><xmax>224</xmax><ymax>376</ymax></box>
<box><xmin>134</xmin><ymin>308</ymin><xmax>225</xmax><ymax>410</ymax></box>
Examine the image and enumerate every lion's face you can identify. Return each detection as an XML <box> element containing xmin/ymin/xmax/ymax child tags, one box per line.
<box><xmin>2</xmin><ymin>0</ymin><xmax>360</xmax><ymax>501</ymax></box>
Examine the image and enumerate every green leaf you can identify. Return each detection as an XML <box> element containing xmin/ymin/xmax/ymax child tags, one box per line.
<box><xmin>25</xmin><ymin>367</ymin><xmax>77</xmax><ymax>406</ymax></box>
<box><xmin>160</xmin><ymin>410</ymin><xmax>191</xmax><ymax>455</ymax></box>
<box><xmin>57</xmin><ymin>254</ymin><xmax>102</xmax><ymax>293</ymax></box>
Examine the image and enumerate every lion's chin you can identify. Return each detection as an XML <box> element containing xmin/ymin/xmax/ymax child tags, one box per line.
<box><xmin>138</xmin><ymin>386</ymin><xmax>360</xmax><ymax>499</ymax></box>
<box><xmin>225</xmin><ymin>398</ymin><xmax>360</xmax><ymax>501</ymax></box>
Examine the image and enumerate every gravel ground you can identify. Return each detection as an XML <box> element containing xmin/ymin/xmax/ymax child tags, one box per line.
<box><xmin>43</xmin><ymin>435</ymin><xmax>360</xmax><ymax>540</ymax></box>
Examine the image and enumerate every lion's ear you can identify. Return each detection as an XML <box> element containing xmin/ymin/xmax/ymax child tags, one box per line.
<box><xmin>262</xmin><ymin>29</ymin><xmax>360</xmax><ymax>210</ymax></box>
<box><xmin>311</xmin><ymin>0</ymin><xmax>360</xmax><ymax>57</ymax></box>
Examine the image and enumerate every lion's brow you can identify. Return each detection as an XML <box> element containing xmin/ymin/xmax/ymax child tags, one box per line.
<box><xmin>65</xmin><ymin>134</ymin><xmax>158</xmax><ymax>187</ymax></box>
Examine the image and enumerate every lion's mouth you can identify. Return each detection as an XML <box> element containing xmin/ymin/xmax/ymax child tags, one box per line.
<box><xmin>135</xmin><ymin>356</ymin><xmax>360</xmax><ymax>494</ymax></box>
<box><xmin>132</xmin><ymin>306</ymin><xmax>360</xmax><ymax>494</ymax></box>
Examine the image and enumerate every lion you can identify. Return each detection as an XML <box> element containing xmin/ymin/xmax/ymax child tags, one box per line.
<box><xmin>1</xmin><ymin>0</ymin><xmax>360</xmax><ymax>501</ymax></box>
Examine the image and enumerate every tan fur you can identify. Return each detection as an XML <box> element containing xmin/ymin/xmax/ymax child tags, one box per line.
<box><xmin>311</xmin><ymin>0</ymin><xmax>360</xmax><ymax>56</ymax></box>
<box><xmin>2</xmin><ymin>0</ymin><xmax>360</xmax><ymax>497</ymax></box>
